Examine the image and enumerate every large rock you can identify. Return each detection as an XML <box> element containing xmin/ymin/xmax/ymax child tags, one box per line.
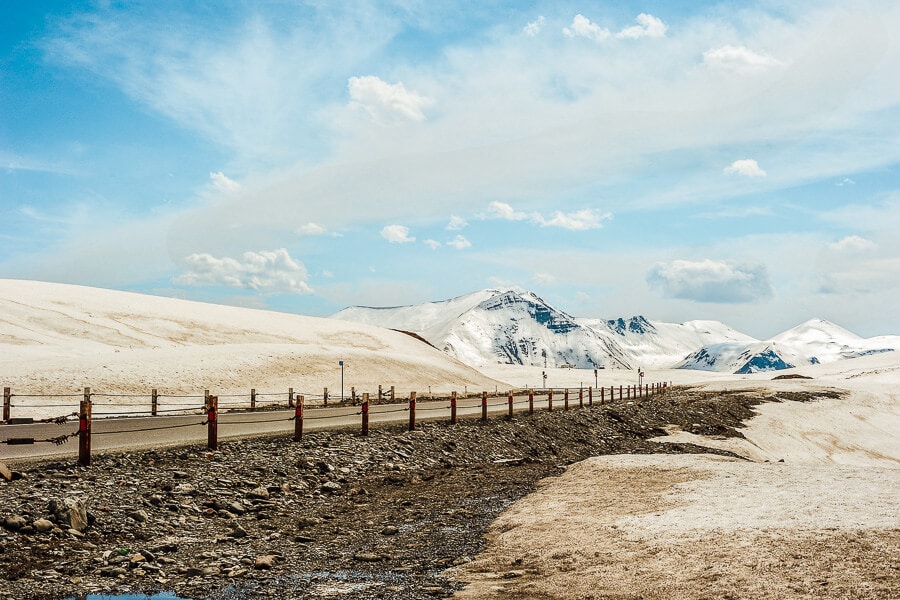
<box><xmin>48</xmin><ymin>497</ymin><xmax>89</xmax><ymax>532</ymax></box>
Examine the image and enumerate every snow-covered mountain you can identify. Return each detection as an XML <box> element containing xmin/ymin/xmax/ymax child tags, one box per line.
<box><xmin>335</xmin><ymin>288</ymin><xmax>634</xmax><ymax>369</ymax></box>
<box><xmin>335</xmin><ymin>289</ymin><xmax>900</xmax><ymax>374</ymax></box>
<box><xmin>678</xmin><ymin>319</ymin><xmax>898</xmax><ymax>374</ymax></box>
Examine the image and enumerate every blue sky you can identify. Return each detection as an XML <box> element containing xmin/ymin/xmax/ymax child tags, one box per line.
<box><xmin>2</xmin><ymin>0</ymin><xmax>899</xmax><ymax>338</ymax></box>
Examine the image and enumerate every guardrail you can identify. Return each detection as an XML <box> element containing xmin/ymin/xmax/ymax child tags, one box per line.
<box><xmin>0</xmin><ymin>382</ymin><xmax>668</xmax><ymax>476</ymax></box>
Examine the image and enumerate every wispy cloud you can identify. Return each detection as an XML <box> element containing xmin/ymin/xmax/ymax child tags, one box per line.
<box><xmin>481</xmin><ymin>202</ymin><xmax>610</xmax><ymax>230</ymax></box>
<box><xmin>297</xmin><ymin>222</ymin><xmax>328</xmax><ymax>236</ymax></box>
<box><xmin>647</xmin><ymin>259</ymin><xmax>773</xmax><ymax>303</ymax></box>
<box><xmin>209</xmin><ymin>171</ymin><xmax>241</xmax><ymax>194</ymax></box>
<box><xmin>828</xmin><ymin>235</ymin><xmax>875</xmax><ymax>252</ymax></box>
<box><xmin>524</xmin><ymin>16</ymin><xmax>545</xmax><ymax>37</ymax></box>
<box><xmin>174</xmin><ymin>248</ymin><xmax>313</xmax><ymax>294</ymax></box>
<box><xmin>446</xmin><ymin>215</ymin><xmax>468</xmax><ymax>230</ymax></box>
<box><xmin>703</xmin><ymin>45</ymin><xmax>782</xmax><ymax>72</ymax></box>
<box><xmin>447</xmin><ymin>234</ymin><xmax>471</xmax><ymax>250</ymax></box>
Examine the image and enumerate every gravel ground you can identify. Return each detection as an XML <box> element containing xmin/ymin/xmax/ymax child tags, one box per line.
<box><xmin>0</xmin><ymin>387</ymin><xmax>837</xmax><ymax>600</ymax></box>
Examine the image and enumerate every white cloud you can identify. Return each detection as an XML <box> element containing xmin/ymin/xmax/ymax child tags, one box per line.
<box><xmin>564</xmin><ymin>13</ymin><xmax>666</xmax><ymax>41</ymax></box>
<box><xmin>828</xmin><ymin>235</ymin><xmax>875</xmax><ymax>252</ymax></box>
<box><xmin>174</xmin><ymin>248</ymin><xmax>313</xmax><ymax>294</ymax></box>
<box><xmin>423</xmin><ymin>239</ymin><xmax>441</xmax><ymax>249</ymax></box>
<box><xmin>703</xmin><ymin>45</ymin><xmax>782</xmax><ymax>72</ymax></box>
<box><xmin>297</xmin><ymin>222</ymin><xmax>327</xmax><ymax>236</ymax></box>
<box><xmin>724</xmin><ymin>159</ymin><xmax>767</xmax><ymax>177</ymax></box>
<box><xmin>533</xmin><ymin>272</ymin><xmax>556</xmax><ymax>285</ymax></box>
<box><xmin>348</xmin><ymin>75</ymin><xmax>432</xmax><ymax>124</ymax></box>
<box><xmin>563</xmin><ymin>14</ymin><xmax>610</xmax><ymax>41</ymax></box>
<box><xmin>446</xmin><ymin>215</ymin><xmax>468</xmax><ymax>230</ymax></box>
<box><xmin>447</xmin><ymin>234</ymin><xmax>471</xmax><ymax>250</ymax></box>
<box><xmin>381</xmin><ymin>224</ymin><xmax>416</xmax><ymax>243</ymax></box>
<box><xmin>647</xmin><ymin>259</ymin><xmax>773</xmax><ymax>303</ymax></box>
<box><xmin>537</xmin><ymin>209</ymin><xmax>612</xmax><ymax>230</ymax></box>
<box><xmin>836</xmin><ymin>177</ymin><xmax>855</xmax><ymax>186</ymax></box>
<box><xmin>524</xmin><ymin>16</ymin><xmax>545</xmax><ymax>37</ymax></box>
<box><xmin>485</xmin><ymin>201</ymin><xmax>529</xmax><ymax>221</ymax></box>
<box><xmin>209</xmin><ymin>171</ymin><xmax>241</xmax><ymax>194</ymax></box>
<box><xmin>616</xmin><ymin>13</ymin><xmax>667</xmax><ymax>39</ymax></box>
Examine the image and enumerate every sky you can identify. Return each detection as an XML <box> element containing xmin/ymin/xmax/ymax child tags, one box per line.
<box><xmin>1</xmin><ymin>0</ymin><xmax>899</xmax><ymax>339</ymax></box>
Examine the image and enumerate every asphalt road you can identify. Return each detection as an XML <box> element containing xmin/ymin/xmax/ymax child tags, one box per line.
<box><xmin>1</xmin><ymin>392</ymin><xmax>608</xmax><ymax>464</ymax></box>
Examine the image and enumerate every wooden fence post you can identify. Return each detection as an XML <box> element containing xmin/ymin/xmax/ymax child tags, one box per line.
<box><xmin>351</xmin><ymin>387</ymin><xmax>356</xmax><ymax>404</ymax></box>
<box><xmin>390</xmin><ymin>386</ymin><xmax>395</xmax><ymax>402</ymax></box>
<box><xmin>646</xmin><ymin>383</ymin><xmax>649</xmax><ymax>397</ymax></box>
<box><xmin>529</xmin><ymin>388</ymin><xmax>534</xmax><ymax>414</ymax></box>
<box><xmin>481</xmin><ymin>391</ymin><xmax>488</xmax><ymax>421</ymax></box>
<box><xmin>619</xmin><ymin>385</ymin><xmax>623</xmax><ymax>400</ymax></box>
<box><xmin>600</xmin><ymin>386</ymin><xmax>605</xmax><ymax>405</ymax></box>
<box><xmin>323</xmin><ymin>387</ymin><xmax>328</xmax><ymax>407</ymax></box>
<box><xmin>548</xmin><ymin>388</ymin><xmax>553</xmax><ymax>412</ymax></box>
<box><xmin>361</xmin><ymin>393</ymin><xmax>369</xmax><ymax>436</ymax></box>
<box><xmin>564</xmin><ymin>388</ymin><xmax>570</xmax><ymax>411</ymax></box>
<box><xmin>206</xmin><ymin>395</ymin><xmax>218</xmax><ymax>451</ymax></box>
<box><xmin>588</xmin><ymin>387</ymin><xmax>593</xmax><ymax>406</ymax></box>
<box><xmin>294</xmin><ymin>395</ymin><xmax>304</xmax><ymax>442</ymax></box>
<box><xmin>250</xmin><ymin>388</ymin><xmax>256</xmax><ymax>411</ymax></box>
<box><xmin>579</xmin><ymin>387</ymin><xmax>584</xmax><ymax>408</ymax></box>
<box><xmin>507</xmin><ymin>391</ymin><xmax>514</xmax><ymax>419</ymax></box>
<box><xmin>288</xmin><ymin>387</ymin><xmax>294</xmax><ymax>408</ymax></box>
<box><xmin>3</xmin><ymin>387</ymin><xmax>10</xmax><ymax>422</ymax></box>
<box><xmin>151</xmin><ymin>388</ymin><xmax>158</xmax><ymax>416</ymax></box>
<box><xmin>78</xmin><ymin>387</ymin><xmax>92</xmax><ymax>467</ymax></box>
<box><xmin>378</xmin><ymin>385</ymin><xmax>383</xmax><ymax>402</ymax></box>
<box><xmin>450</xmin><ymin>391</ymin><xmax>458</xmax><ymax>424</ymax></box>
<box><xmin>409</xmin><ymin>391</ymin><xmax>417</xmax><ymax>431</ymax></box>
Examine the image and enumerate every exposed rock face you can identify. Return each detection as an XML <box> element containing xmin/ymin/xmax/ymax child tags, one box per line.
<box><xmin>48</xmin><ymin>497</ymin><xmax>89</xmax><ymax>532</ymax></box>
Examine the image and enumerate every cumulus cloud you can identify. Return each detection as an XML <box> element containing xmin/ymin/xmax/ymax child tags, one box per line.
<box><xmin>724</xmin><ymin>159</ymin><xmax>766</xmax><ymax>177</ymax></box>
<box><xmin>174</xmin><ymin>248</ymin><xmax>313</xmax><ymax>294</ymax></box>
<box><xmin>828</xmin><ymin>235</ymin><xmax>875</xmax><ymax>252</ymax></box>
<box><xmin>564</xmin><ymin>13</ymin><xmax>666</xmax><ymax>41</ymax></box>
<box><xmin>423</xmin><ymin>239</ymin><xmax>441</xmax><ymax>249</ymax></box>
<box><xmin>297</xmin><ymin>222</ymin><xmax>327</xmax><ymax>236</ymax></box>
<box><xmin>703</xmin><ymin>45</ymin><xmax>782</xmax><ymax>72</ymax></box>
<box><xmin>482</xmin><ymin>202</ymin><xmax>610</xmax><ymax>230</ymax></box>
<box><xmin>348</xmin><ymin>75</ymin><xmax>432</xmax><ymax>123</ymax></box>
<box><xmin>563</xmin><ymin>14</ymin><xmax>610</xmax><ymax>41</ymax></box>
<box><xmin>209</xmin><ymin>171</ymin><xmax>241</xmax><ymax>194</ymax></box>
<box><xmin>524</xmin><ymin>16</ymin><xmax>545</xmax><ymax>36</ymax></box>
<box><xmin>616</xmin><ymin>13</ymin><xmax>667</xmax><ymax>39</ymax></box>
<box><xmin>381</xmin><ymin>224</ymin><xmax>416</xmax><ymax>243</ymax></box>
<box><xmin>646</xmin><ymin>259</ymin><xmax>773</xmax><ymax>303</ymax></box>
<box><xmin>446</xmin><ymin>215</ymin><xmax>468</xmax><ymax>230</ymax></box>
<box><xmin>485</xmin><ymin>201</ymin><xmax>529</xmax><ymax>221</ymax></box>
<box><xmin>447</xmin><ymin>234</ymin><xmax>471</xmax><ymax>250</ymax></box>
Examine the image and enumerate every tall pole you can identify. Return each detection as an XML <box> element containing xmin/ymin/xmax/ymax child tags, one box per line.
<box><xmin>339</xmin><ymin>360</ymin><xmax>344</xmax><ymax>401</ymax></box>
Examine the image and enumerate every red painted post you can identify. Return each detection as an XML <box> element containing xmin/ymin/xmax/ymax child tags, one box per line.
<box><xmin>529</xmin><ymin>389</ymin><xmax>534</xmax><ymax>414</ymax></box>
<box><xmin>361</xmin><ymin>393</ymin><xmax>369</xmax><ymax>435</ymax></box>
<box><xmin>409</xmin><ymin>391</ymin><xmax>417</xmax><ymax>431</ymax></box>
<box><xmin>78</xmin><ymin>387</ymin><xmax>92</xmax><ymax>467</ymax></box>
<box><xmin>450</xmin><ymin>391</ymin><xmax>458</xmax><ymax>424</ymax></box>
<box><xmin>507</xmin><ymin>391</ymin><xmax>513</xmax><ymax>419</ymax></box>
<box><xmin>481</xmin><ymin>391</ymin><xmax>488</xmax><ymax>421</ymax></box>
<box><xmin>3</xmin><ymin>387</ymin><xmax>11</xmax><ymax>422</ymax></box>
<box><xmin>548</xmin><ymin>389</ymin><xmax>553</xmax><ymax>412</ymax></box>
<box><xmin>294</xmin><ymin>395</ymin><xmax>304</xmax><ymax>442</ymax></box>
<box><xmin>250</xmin><ymin>388</ymin><xmax>256</xmax><ymax>411</ymax></box>
<box><xmin>579</xmin><ymin>387</ymin><xmax>584</xmax><ymax>408</ymax></box>
<box><xmin>206</xmin><ymin>395</ymin><xmax>218</xmax><ymax>451</ymax></box>
<box><xmin>646</xmin><ymin>383</ymin><xmax>649</xmax><ymax>397</ymax></box>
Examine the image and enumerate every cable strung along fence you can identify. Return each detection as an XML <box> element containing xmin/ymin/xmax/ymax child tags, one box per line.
<box><xmin>0</xmin><ymin>382</ymin><xmax>669</xmax><ymax>475</ymax></box>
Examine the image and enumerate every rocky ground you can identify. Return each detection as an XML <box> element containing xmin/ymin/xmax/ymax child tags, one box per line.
<box><xmin>0</xmin><ymin>386</ymin><xmax>840</xmax><ymax>600</ymax></box>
